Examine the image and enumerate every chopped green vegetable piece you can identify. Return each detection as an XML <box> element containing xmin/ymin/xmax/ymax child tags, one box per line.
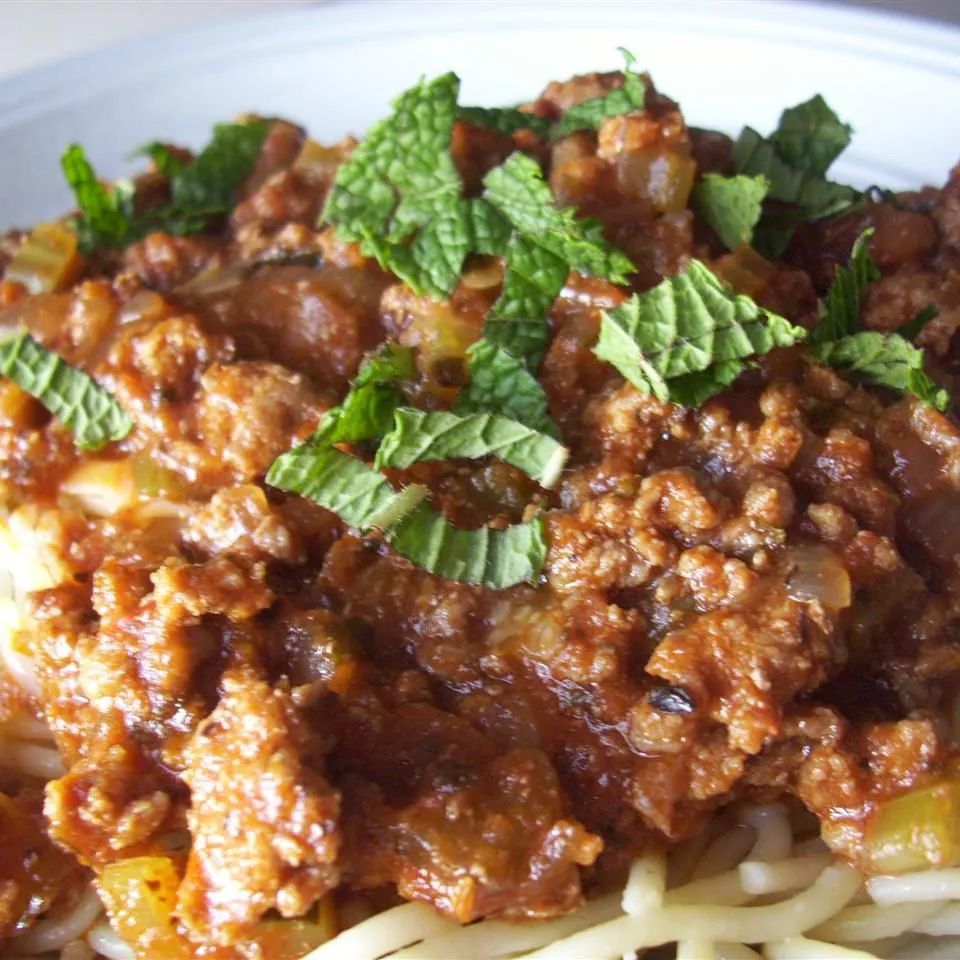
<box><xmin>0</xmin><ymin>331</ymin><xmax>132</xmax><ymax>451</ymax></box>
<box><xmin>812</xmin><ymin>331</ymin><xmax>949</xmax><ymax>411</ymax></box>
<box><xmin>385</xmin><ymin>502</ymin><xmax>547</xmax><ymax>588</ymax></box>
<box><xmin>266</xmin><ymin>443</ymin><xmax>427</xmax><ymax>531</ymax></box>
<box><xmin>64</xmin><ymin>121</ymin><xmax>268</xmax><ymax>251</ymax></box>
<box><xmin>312</xmin><ymin>344</ymin><xmax>415</xmax><ymax>447</ymax></box>
<box><xmin>457</xmin><ymin>106</ymin><xmax>551</xmax><ymax>138</ymax></box>
<box><xmin>899</xmin><ymin>304</ymin><xmax>939</xmax><ymax>342</ymax></box>
<box><xmin>483</xmin><ymin>152</ymin><xmax>634</xmax><ymax>284</ymax></box>
<box><xmin>484</xmin><ymin>234</ymin><xmax>569</xmax><ymax>367</ymax></box>
<box><xmin>133</xmin><ymin>142</ymin><xmax>188</xmax><ymax>178</ymax></box>
<box><xmin>813</xmin><ymin>229</ymin><xmax>879</xmax><ymax>344</ymax></box>
<box><xmin>769</xmin><ymin>94</ymin><xmax>853</xmax><ymax>177</ymax></box>
<box><xmin>455</xmin><ymin>340</ymin><xmax>559</xmax><ymax>438</ymax></box>
<box><xmin>594</xmin><ymin>259</ymin><xmax>805</xmax><ymax>404</ymax></box>
<box><xmin>733</xmin><ymin>127</ymin><xmax>858</xmax><ymax>221</ymax></box>
<box><xmin>266</xmin><ymin>441</ymin><xmax>547</xmax><ymax>588</ymax></box>
<box><xmin>665</xmin><ymin>361</ymin><xmax>747</xmax><ymax>408</ymax></box>
<box><xmin>551</xmin><ymin>49</ymin><xmax>646</xmax><ymax>140</ymax></box>
<box><xmin>376</xmin><ymin>409</ymin><xmax>567</xmax><ymax>488</ymax></box>
<box><xmin>61</xmin><ymin>145</ymin><xmax>135</xmax><ymax>252</ymax></box>
<box><xmin>692</xmin><ymin>174</ymin><xmax>769</xmax><ymax>251</ymax></box>
<box><xmin>164</xmin><ymin>120</ymin><xmax>269</xmax><ymax>219</ymax></box>
<box><xmin>322</xmin><ymin>72</ymin><xmax>487</xmax><ymax>298</ymax></box>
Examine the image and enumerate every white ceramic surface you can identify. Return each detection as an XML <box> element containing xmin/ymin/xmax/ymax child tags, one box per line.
<box><xmin>1</xmin><ymin>0</ymin><xmax>959</xmax><ymax>228</ymax></box>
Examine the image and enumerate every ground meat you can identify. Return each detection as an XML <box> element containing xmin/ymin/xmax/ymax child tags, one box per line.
<box><xmin>196</xmin><ymin>361</ymin><xmax>323</xmax><ymax>481</ymax></box>
<box><xmin>177</xmin><ymin>668</ymin><xmax>340</xmax><ymax>945</ymax></box>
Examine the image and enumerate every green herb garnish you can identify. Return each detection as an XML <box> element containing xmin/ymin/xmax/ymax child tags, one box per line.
<box><xmin>732</xmin><ymin>95</ymin><xmax>859</xmax><ymax>257</ymax></box>
<box><xmin>812</xmin><ymin>229</ymin><xmax>879</xmax><ymax>344</ymax></box>
<box><xmin>551</xmin><ymin>49</ymin><xmax>646</xmax><ymax>141</ymax></box>
<box><xmin>899</xmin><ymin>304</ymin><xmax>939</xmax><ymax>342</ymax></box>
<box><xmin>321</xmin><ymin>73</ymin><xmax>498</xmax><ymax>299</ymax></box>
<box><xmin>61</xmin><ymin>145</ymin><xmax>136</xmax><ymax>252</ymax></box>
<box><xmin>768</xmin><ymin>95</ymin><xmax>853</xmax><ymax>178</ymax></box>
<box><xmin>63</xmin><ymin>121</ymin><xmax>269</xmax><ymax>252</ymax></box>
<box><xmin>594</xmin><ymin>259</ymin><xmax>805</xmax><ymax>404</ymax></box>
<box><xmin>809</xmin><ymin>232</ymin><xmax>948</xmax><ymax>410</ymax></box>
<box><xmin>484</xmin><ymin>152</ymin><xmax>634</xmax><ymax>284</ymax></box>
<box><xmin>457</xmin><ymin>106</ymin><xmax>551</xmax><ymax>138</ymax></box>
<box><xmin>812</xmin><ymin>332</ymin><xmax>949</xmax><ymax>411</ymax></box>
<box><xmin>386</xmin><ymin>501</ymin><xmax>547</xmax><ymax>589</ymax></box>
<box><xmin>0</xmin><ymin>331</ymin><xmax>132</xmax><ymax>450</ymax></box>
<box><xmin>454</xmin><ymin>340</ymin><xmax>559</xmax><ymax>438</ymax></box>
<box><xmin>376</xmin><ymin>409</ymin><xmax>567</xmax><ymax>488</ymax></box>
<box><xmin>266</xmin><ymin>440</ymin><xmax>549</xmax><ymax>588</ymax></box>
<box><xmin>692</xmin><ymin>174</ymin><xmax>769</xmax><ymax>251</ymax></box>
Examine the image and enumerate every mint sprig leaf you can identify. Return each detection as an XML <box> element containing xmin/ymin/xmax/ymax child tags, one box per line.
<box><xmin>376</xmin><ymin>408</ymin><xmax>567</xmax><ymax>488</ymax></box>
<box><xmin>0</xmin><ymin>331</ymin><xmax>132</xmax><ymax>450</ymax></box>
<box><xmin>484</xmin><ymin>152</ymin><xmax>634</xmax><ymax>283</ymax></box>
<box><xmin>692</xmin><ymin>174</ymin><xmax>769</xmax><ymax>251</ymax></box>
<box><xmin>483</xmin><ymin>234</ymin><xmax>569</xmax><ymax>367</ymax></box>
<box><xmin>594</xmin><ymin>259</ymin><xmax>805</xmax><ymax>404</ymax></box>
<box><xmin>61</xmin><ymin>145</ymin><xmax>135</xmax><ymax>252</ymax></box>
<box><xmin>266</xmin><ymin>443</ymin><xmax>428</xmax><ymax>531</ymax></box>
<box><xmin>665</xmin><ymin>361</ymin><xmax>748</xmax><ymax>409</ymax></box>
<box><xmin>455</xmin><ymin>340</ymin><xmax>560</xmax><ymax>438</ymax></box>
<box><xmin>733</xmin><ymin>127</ymin><xmax>858</xmax><ymax>221</ymax></box>
<box><xmin>386</xmin><ymin>502</ymin><xmax>547</xmax><ymax>588</ymax></box>
<box><xmin>812</xmin><ymin>228</ymin><xmax>879</xmax><ymax>344</ymax></box>
<box><xmin>162</xmin><ymin>120</ymin><xmax>270</xmax><ymax>222</ymax></box>
<box><xmin>322</xmin><ymin>73</ymin><xmax>491</xmax><ymax>298</ymax></box>
<box><xmin>551</xmin><ymin>49</ymin><xmax>646</xmax><ymax>141</ymax></box>
<box><xmin>811</xmin><ymin>332</ymin><xmax>949</xmax><ymax>411</ymax></box>
<box><xmin>769</xmin><ymin>95</ymin><xmax>853</xmax><ymax>178</ymax></box>
<box><xmin>312</xmin><ymin>344</ymin><xmax>415</xmax><ymax>447</ymax></box>
<box><xmin>266</xmin><ymin>441</ymin><xmax>548</xmax><ymax>588</ymax></box>
<box><xmin>64</xmin><ymin>122</ymin><xmax>268</xmax><ymax>251</ymax></box>
<box><xmin>899</xmin><ymin>304</ymin><xmax>939</xmax><ymax>342</ymax></box>
<box><xmin>458</xmin><ymin>106</ymin><xmax>551</xmax><ymax>138</ymax></box>
<box><xmin>132</xmin><ymin>142</ymin><xmax>188</xmax><ymax>178</ymax></box>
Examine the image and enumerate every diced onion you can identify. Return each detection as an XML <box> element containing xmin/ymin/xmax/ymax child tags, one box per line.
<box><xmin>5</xmin><ymin>223</ymin><xmax>84</xmax><ymax>295</ymax></box>
<box><xmin>786</xmin><ymin>544</ymin><xmax>851</xmax><ymax>611</ymax></box>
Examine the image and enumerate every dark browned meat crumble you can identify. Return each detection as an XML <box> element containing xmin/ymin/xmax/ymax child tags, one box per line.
<box><xmin>1</xmin><ymin>68</ymin><xmax>959</xmax><ymax>957</ymax></box>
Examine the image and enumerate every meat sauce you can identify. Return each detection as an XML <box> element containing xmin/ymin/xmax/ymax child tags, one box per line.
<box><xmin>1</xmin><ymin>70</ymin><xmax>960</xmax><ymax>956</ymax></box>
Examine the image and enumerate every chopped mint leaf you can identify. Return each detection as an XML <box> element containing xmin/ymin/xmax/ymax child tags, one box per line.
<box><xmin>266</xmin><ymin>443</ymin><xmax>427</xmax><ymax>531</ymax></box>
<box><xmin>692</xmin><ymin>174</ymin><xmax>769</xmax><ymax>251</ymax></box>
<box><xmin>484</xmin><ymin>152</ymin><xmax>634</xmax><ymax>283</ymax></box>
<box><xmin>899</xmin><ymin>304</ymin><xmax>939</xmax><ymax>342</ymax></box>
<box><xmin>551</xmin><ymin>49</ymin><xmax>646</xmax><ymax>140</ymax></box>
<box><xmin>61</xmin><ymin>145</ymin><xmax>135</xmax><ymax>252</ymax></box>
<box><xmin>375</xmin><ymin>409</ymin><xmax>567</xmax><ymax>488</ymax></box>
<box><xmin>455</xmin><ymin>340</ymin><xmax>560</xmax><ymax>438</ymax></box>
<box><xmin>594</xmin><ymin>259</ymin><xmax>805</xmax><ymax>404</ymax></box>
<box><xmin>484</xmin><ymin>234</ymin><xmax>569</xmax><ymax>368</ymax></box>
<box><xmin>312</xmin><ymin>344</ymin><xmax>415</xmax><ymax>447</ymax></box>
<box><xmin>458</xmin><ymin>106</ymin><xmax>551</xmax><ymax>138</ymax></box>
<box><xmin>734</xmin><ymin>127</ymin><xmax>858</xmax><ymax>221</ymax></box>
<box><xmin>665</xmin><ymin>361</ymin><xmax>748</xmax><ymax>408</ymax></box>
<box><xmin>385</xmin><ymin>501</ymin><xmax>547</xmax><ymax>588</ymax></box>
<box><xmin>812</xmin><ymin>229</ymin><xmax>879</xmax><ymax>344</ymax></box>
<box><xmin>769</xmin><ymin>95</ymin><xmax>853</xmax><ymax>178</ymax></box>
<box><xmin>0</xmin><ymin>331</ymin><xmax>132</xmax><ymax>450</ymax></box>
<box><xmin>322</xmin><ymin>72</ymin><xmax>487</xmax><ymax>299</ymax></box>
<box><xmin>133</xmin><ymin>142</ymin><xmax>188</xmax><ymax>178</ymax></box>
<box><xmin>266</xmin><ymin>439</ymin><xmax>547</xmax><ymax>587</ymax></box>
<box><xmin>163</xmin><ymin>120</ymin><xmax>270</xmax><ymax>221</ymax></box>
<box><xmin>812</xmin><ymin>331</ymin><xmax>949</xmax><ymax>411</ymax></box>
<box><xmin>63</xmin><ymin>121</ymin><xmax>268</xmax><ymax>251</ymax></box>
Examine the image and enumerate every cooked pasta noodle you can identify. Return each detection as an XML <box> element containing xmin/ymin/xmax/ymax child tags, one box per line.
<box><xmin>9</xmin><ymin>886</ymin><xmax>102</xmax><ymax>954</ymax></box>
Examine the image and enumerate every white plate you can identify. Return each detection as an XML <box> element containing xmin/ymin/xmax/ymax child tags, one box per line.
<box><xmin>1</xmin><ymin>0</ymin><xmax>959</xmax><ymax>228</ymax></box>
